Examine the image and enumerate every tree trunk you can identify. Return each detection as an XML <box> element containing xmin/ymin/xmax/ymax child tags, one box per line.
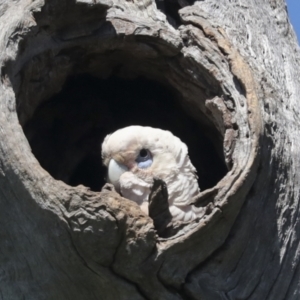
<box><xmin>0</xmin><ymin>0</ymin><xmax>299</xmax><ymax>299</ymax></box>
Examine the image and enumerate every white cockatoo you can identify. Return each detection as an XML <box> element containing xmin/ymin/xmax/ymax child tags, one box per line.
<box><xmin>101</xmin><ymin>126</ymin><xmax>201</xmax><ymax>222</ymax></box>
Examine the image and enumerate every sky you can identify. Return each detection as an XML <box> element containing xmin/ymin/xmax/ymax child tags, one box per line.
<box><xmin>286</xmin><ymin>0</ymin><xmax>300</xmax><ymax>43</ymax></box>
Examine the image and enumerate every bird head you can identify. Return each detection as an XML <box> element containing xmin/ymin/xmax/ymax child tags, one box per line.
<box><xmin>102</xmin><ymin>126</ymin><xmax>184</xmax><ymax>186</ymax></box>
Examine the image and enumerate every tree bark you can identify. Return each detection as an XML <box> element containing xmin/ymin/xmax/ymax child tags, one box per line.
<box><xmin>0</xmin><ymin>0</ymin><xmax>299</xmax><ymax>299</ymax></box>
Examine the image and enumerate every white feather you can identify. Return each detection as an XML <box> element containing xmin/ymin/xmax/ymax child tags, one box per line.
<box><xmin>101</xmin><ymin>126</ymin><xmax>201</xmax><ymax>221</ymax></box>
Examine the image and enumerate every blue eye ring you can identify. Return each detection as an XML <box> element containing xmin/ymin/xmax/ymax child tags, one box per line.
<box><xmin>136</xmin><ymin>149</ymin><xmax>153</xmax><ymax>169</ymax></box>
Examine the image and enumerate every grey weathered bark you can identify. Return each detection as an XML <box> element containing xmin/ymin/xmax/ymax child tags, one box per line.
<box><xmin>0</xmin><ymin>0</ymin><xmax>300</xmax><ymax>299</ymax></box>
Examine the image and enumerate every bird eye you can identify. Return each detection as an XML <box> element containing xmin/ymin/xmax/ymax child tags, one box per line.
<box><xmin>136</xmin><ymin>149</ymin><xmax>153</xmax><ymax>169</ymax></box>
<box><xmin>139</xmin><ymin>149</ymin><xmax>148</xmax><ymax>159</ymax></box>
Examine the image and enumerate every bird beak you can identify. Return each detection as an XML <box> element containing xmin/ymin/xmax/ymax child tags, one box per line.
<box><xmin>108</xmin><ymin>158</ymin><xmax>128</xmax><ymax>191</ymax></box>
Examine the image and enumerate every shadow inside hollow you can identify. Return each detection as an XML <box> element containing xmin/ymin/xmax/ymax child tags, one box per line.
<box><xmin>23</xmin><ymin>74</ymin><xmax>227</xmax><ymax>191</ymax></box>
